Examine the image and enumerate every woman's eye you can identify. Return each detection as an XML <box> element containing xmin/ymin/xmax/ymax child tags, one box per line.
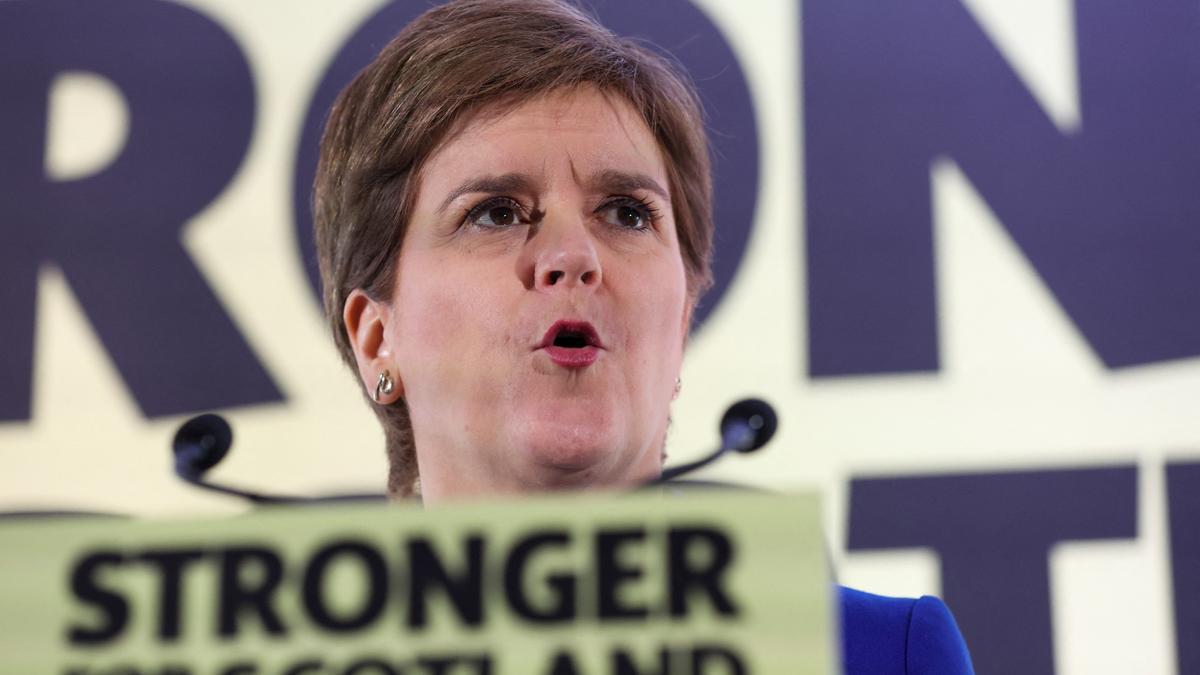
<box><xmin>598</xmin><ymin>198</ymin><xmax>655</xmax><ymax>231</ymax></box>
<box><xmin>465</xmin><ymin>198</ymin><xmax>526</xmax><ymax>229</ymax></box>
<box><xmin>480</xmin><ymin>205</ymin><xmax>517</xmax><ymax>226</ymax></box>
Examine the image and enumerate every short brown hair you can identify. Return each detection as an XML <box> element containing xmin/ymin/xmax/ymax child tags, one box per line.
<box><xmin>314</xmin><ymin>0</ymin><xmax>714</xmax><ymax>497</ymax></box>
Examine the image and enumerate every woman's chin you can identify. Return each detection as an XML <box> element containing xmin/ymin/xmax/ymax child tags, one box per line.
<box><xmin>507</xmin><ymin>410</ymin><xmax>628</xmax><ymax>485</ymax></box>
<box><xmin>489</xmin><ymin>391</ymin><xmax>665</xmax><ymax>492</ymax></box>
<box><xmin>520</xmin><ymin>426</ymin><xmax>616</xmax><ymax>472</ymax></box>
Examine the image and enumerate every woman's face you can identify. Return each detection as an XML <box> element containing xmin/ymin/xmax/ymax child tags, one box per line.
<box><xmin>362</xmin><ymin>87</ymin><xmax>690</xmax><ymax>501</ymax></box>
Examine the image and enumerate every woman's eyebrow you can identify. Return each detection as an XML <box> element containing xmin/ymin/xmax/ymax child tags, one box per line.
<box><xmin>437</xmin><ymin>173</ymin><xmax>538</xmax><ymax>213</ymax></box>
<box><xmin>588</xmin><ymin>169</ymin><xmax>670</xmax><ymax>203</ymax></box>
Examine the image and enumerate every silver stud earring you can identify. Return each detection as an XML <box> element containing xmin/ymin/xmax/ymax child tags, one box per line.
<box><xmin>672</xmin><ymin>377</ymin><xmax>682</xmax><ymax>400</ymax></box>
<box><xmin>374</xmin><ymin>370</ymin><xmax>395</xmax><ymax>402</ymax></box>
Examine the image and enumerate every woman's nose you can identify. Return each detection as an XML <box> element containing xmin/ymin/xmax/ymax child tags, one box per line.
<box><xmin>524</xmin><ymin>219</ymin><xmax>602</xmax><ymax>291</ymax></box>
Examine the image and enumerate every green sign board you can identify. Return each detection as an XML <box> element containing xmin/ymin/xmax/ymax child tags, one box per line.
<box><xmin>0</xmin><ymin>491</ymin><xmax>831</xmax><ymax>674</ymax></box>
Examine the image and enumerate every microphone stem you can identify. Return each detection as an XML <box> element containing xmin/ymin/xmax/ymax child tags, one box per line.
<box><xmin>178</xmin><ymin>475</ymin><xmax>306</xmax><ymax>505</ymax></box>
<box><xmin>653</xmin><ymin>447</ymin><xmax>728</xmax><ymax>483</ymax></box>
<box><xmin>650</xmin><ymin>423</ymin><xmax>757</xmax><ymax>484</ymax></box>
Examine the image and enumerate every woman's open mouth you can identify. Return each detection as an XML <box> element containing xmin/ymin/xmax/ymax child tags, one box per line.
<box><xmin>538</xmin><ymin>320</ymin><xmax>603</xmax><ymax>369</ymax></box>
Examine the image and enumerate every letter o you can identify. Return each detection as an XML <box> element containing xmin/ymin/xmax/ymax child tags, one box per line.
<box><xmin>292</xmin><ymin>0</ymin><xmax>759</xmax><ymax>332</ymax></box>
<box><xmin>302</xmin><ymin>540</ymin><xmax>388</xmax><ymax>632</ymax></box>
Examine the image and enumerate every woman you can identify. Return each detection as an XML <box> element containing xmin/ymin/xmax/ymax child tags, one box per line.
<box><xmin>313</xmin><ymin>0</ymin><xmax>973</xmax><ymax>672</ymax></box>
<box><xmin>314</xmin><ymin>0</ymin><xmax>705</xmax><ymax>502</ymax></box>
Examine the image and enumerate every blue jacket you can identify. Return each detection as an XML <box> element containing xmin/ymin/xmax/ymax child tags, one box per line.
<box><xmin>839</xmin><ymin>587</ymin><xmax>975</xmax><ymax>674</ymax></box>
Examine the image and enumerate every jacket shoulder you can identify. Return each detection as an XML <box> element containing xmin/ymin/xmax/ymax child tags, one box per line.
<box><xmin>838</xmin><ymin>586</ymin><xmax>974</xmax><ymax>675</ymax></box>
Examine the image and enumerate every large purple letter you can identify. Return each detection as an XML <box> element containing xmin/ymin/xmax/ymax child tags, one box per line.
<box><xmin>848</xmin><ymin>465</ymin><xmax>1138</xmax><ymax>675</ymax></box>
<box><xmin>804</xmin><ymin>0</ymin><xmax>1200</xmax><ymax>376</ymax></box>
<box><xmin>0</xmin><ymin>0</ymin><xmax>280</xmax><ymax>419</ymax></box>
<box><xmin>1167</xmin><ymin>461</ymin><xmax>1200</xmax><ymax>675</ymax></box>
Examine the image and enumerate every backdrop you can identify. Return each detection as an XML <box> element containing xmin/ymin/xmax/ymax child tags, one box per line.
<box><xmin>2</xmin><ymin>1</ymin><xmax>1198</xmax><ymax>673</ymax></box>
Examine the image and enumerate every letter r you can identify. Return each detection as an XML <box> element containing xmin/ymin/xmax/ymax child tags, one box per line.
<box><xmin>0</xmin><ymin>0</ymin><xmax>281</xmax><ymax>420</ymax></box>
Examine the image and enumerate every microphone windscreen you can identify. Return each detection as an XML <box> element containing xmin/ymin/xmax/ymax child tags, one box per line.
<box><xmin>719</xmin><ymin>398</ymin><xmax>777</xmax><ymax>453</ymax></box>
<box><xmin>172</xmin><ymin>413</ymin><xmax>232</xmax><ymax>478</ymax></box>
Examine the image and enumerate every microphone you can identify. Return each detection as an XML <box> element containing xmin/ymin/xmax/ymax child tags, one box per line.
<box><xmin>174</xmin><ymin>414</ymin><xmax>232</xmax><ymax>481</ymax></box>
<box><xmin>171</xmin><ymin>398</ymin><xmax>779</xmax><ymax>505</ymax></box>
<box><xmin>172</xmin><ymin>414</ymin><xmax>381</xmax><ymax>505</ymax></box>
<box><xmin>651</xmin><ymin>398</ymin><xmax>777</xmax><ymax>484</ymax></box>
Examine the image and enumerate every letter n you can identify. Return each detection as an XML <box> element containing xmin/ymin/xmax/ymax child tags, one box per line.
<box><xmin>803</xmin><ymin>0</ymin><xmax>1200</xmax><ymax>376</ymax></box>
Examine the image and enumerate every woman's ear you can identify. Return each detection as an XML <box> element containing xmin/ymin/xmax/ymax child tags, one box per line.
<box><xmin>343</xmin><ymin>289</ymin><xmax>404</xmax><ymax>403</ymax></box>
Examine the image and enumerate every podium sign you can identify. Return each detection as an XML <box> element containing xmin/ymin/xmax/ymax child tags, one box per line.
<box><xmin>0</xmin><ymin>492</ymin><xmax>831</xmax><ymax>674</ymax></box>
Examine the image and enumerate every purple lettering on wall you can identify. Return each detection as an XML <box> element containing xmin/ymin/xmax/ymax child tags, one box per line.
<box><xmin>847</xmin><ymin>465</ymin><xmax>1138</xmax><ymax>675</ymax></box>
<box><xmin>1167</xmin><ymin>461</ymin><xmax>1200</xmax><ymax>675</ymax></box>
<box><xmin>803</xmin><ymin>0</ymin><xmax>1200</xmax><ymax>376</ymax></box>
<box><xmin>291</xmin><ymin>0</ymin><xmax>759</xmax><ymax>331</ymax></box>
<box><xmin>0</xmin><ymin>0</ymin><xmax>280</xmax><ymax>420</ymax></box>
